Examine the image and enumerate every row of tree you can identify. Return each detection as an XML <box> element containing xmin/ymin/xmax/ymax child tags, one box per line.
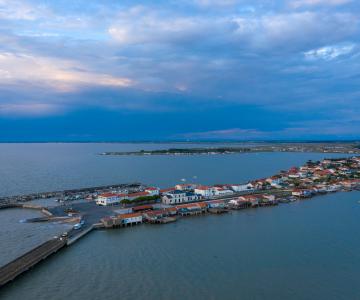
<box><xmin>120</xmin><ymin>195</ymin><xmax>160</xmax><ymax>205</ymax></box>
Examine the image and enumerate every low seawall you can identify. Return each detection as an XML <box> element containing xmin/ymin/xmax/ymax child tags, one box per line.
<box><xmin>0</xmin><ymin>203</ymin><xmax>53</xmax><ymax>217</ymax></box>
<box><xmin>0</xmin><ymin>238</ymin><xmax>66</xmax><ymax>287</ymax></box>
<box><xmin>67</xmin><ymin>225</ymin><xmax>94</xmax><ymax>246</ymax></box>
<box><xmin>0</xmin><ymin>224</ymin><xmax>96</xmax><ymax>287</ymax></box>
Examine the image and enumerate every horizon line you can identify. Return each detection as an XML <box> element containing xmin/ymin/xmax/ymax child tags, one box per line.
<box><xmin>1</xmin><ymin>139</ymin><xmax>360</xmax><ymax>144</ymax></box>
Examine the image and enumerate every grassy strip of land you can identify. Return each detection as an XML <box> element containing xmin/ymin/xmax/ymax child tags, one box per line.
<box><xmin>100</xmin><ymin>143</ymin><xmax>360</xmax><ymax>156</ymax></box>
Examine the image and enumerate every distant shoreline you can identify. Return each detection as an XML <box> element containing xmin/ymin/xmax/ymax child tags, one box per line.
<box><xmin>1</xmin><ymin>140</ymin><xmax>360</xmax><ymax>144</ymax></box>
<box><xmin>100</xmin><ymin>144</ymin><xmax>360</xmax><ymax>156</ymax></box>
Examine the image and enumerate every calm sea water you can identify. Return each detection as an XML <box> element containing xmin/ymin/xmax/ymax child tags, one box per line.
<box><xmin>0</xmin><ymin>143</ymin><xmax>359</xmax><ymax>299</ymax></box>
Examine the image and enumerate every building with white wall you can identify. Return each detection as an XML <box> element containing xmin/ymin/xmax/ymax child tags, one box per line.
<box><xmin>120</xmin><ymin>213</ymin><xmax>143</xmax><ymax>225</ymax></box>
<box><xmin>230</xmin><ymin>183</ymin><xmax>254</xmax><ymax>192</ymax></box>
<box><xmin>145</xmin><ymin>187</ymin><xmax>160</xmax><ymax>196</ymax></box>
<box><xmin>96</xmin><ymin>193</ymin><xmax>126</xmax><ymax>206</ymax></box>
<box><xmin>194</xmin><ymin>186</ymin><xmax>217</xmax><ymax>198</ymax></box>
<box><xmin>162</xmin><ymin>190</ymin><xmax>200</xmax><ymax>205</ymax></box>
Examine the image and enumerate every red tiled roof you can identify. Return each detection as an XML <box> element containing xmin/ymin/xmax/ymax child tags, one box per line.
<box><xmin>133</xmin><ymin>205</ymin><xmax>153</xmax><ymax>211</ymax></box>
<box><xmin>160</xmin><ymin>187</ymin><xmax>175</xmax><ymax>193</ymax></box>
<box><xmin>167</xmin><ymin>207</ymin><xmax>178</xmax><ymax>212</ymax></box>
<box><xmin>119</xmin><ymin>213</ymin><xmax>142</xmax><ymax>219</ymax></box>
<box><xmin>195</xmin><ymin>186</ymin><xmax>210</xmax><ymax>190</ymax></box>
<box><xmin>176</xmin><ymin>202</ymin><xmax>207</xmax><ymax>209</ymax></box>
<box><xmin>206</xmin><ymin>199</ymin><xmax>225</xmax><ymax>204</ymax></box>
<box><xmin>128</xmin><ymin>191</ymin><xmax>150</xmax><ymax>198</ymax></box>
<box><xmin>117</xmin><ymin>193</ymin><xmax>127</xmax><ymax>197</ymax></box>
<box><xmin>145</xmin><ymin>210</ymin><xmax>166</xmax><ymax>216</ymax></box>
<box><xmin>146</xmin><ymin>187</ymin><xmax>159</xmax><ymax>190</ymax></box>
<box><xmin>99</xmin><ymin>193</ymin><xmax>117</xmax><ymax>198</ymax></box>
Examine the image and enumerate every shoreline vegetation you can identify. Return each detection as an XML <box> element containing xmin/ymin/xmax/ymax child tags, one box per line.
<box><xmin>100</xmin><ymin>143</ymin><xmax>360</xmax><ymax>156</ymax></box>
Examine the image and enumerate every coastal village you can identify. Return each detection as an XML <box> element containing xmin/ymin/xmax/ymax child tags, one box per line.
<box><xmin>2</xmin><ymin>156</ymin><xmax>360</xmax><ymax>287</ymax></box>
<box><xmin>95</xmin><ymin>156</ymin><xmax>360</xmax><ymax>227</ymax></box>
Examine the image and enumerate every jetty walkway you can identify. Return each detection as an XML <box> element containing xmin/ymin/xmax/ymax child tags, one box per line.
<box><xmin>0</xmin><ymin>238</ymin><xmax>66</xmax><ymax>287</ymax></box>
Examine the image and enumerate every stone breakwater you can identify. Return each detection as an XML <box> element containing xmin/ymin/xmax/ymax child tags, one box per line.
<box><xmin>0</xmin><ymin>182</ymin><xmax>144</xmax><ymax>206</ymax></box>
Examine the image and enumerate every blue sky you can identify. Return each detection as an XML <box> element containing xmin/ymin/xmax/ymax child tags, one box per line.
<box><xmin>0</xmin><ymin>0</ymin><xmax>359</xmax><ymax>141</ymax></box>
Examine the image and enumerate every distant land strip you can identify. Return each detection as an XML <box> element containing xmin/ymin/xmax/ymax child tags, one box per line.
<box><xmin>100</xmin><ymin>143</ymin><xmax>360</xmax><ymax>156</ymax></box>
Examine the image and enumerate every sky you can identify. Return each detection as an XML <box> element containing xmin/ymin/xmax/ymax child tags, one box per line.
<box><xmin>0</xmin><ymin>0</ymin><xmax>360</xmax><ymax>141</ymax></box>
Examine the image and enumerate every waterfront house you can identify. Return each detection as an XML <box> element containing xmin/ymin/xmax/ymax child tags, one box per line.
<box><xmin>230</xmin><ymin>183</ymin><xmax>254</xmax><ymax>192</ymax></box>
<box><xmin>340</xmin><ymin>180</ymin><xmax>360</xmax><ymax>189</ymax></box>
<box><xmin>229</xmin><ymin>199</ymin><xmax>239</xmax><ymax>205</ymax></box>
<box><xmin>251</xmin><ymin>179</ymin><xmax>269</xmax><ymax>190</ymax></box>
<box><xmin>162</xmin><ymin>190</ymin><xmax>200</xmax><ymax>205</ymax></box>
<box><xmin>291</xmin><ymin>189</ymin><xmax>312</xmax><ymax>197</ymax></box>
<box><xmin>176</xmin><ymin>202</ymin><xmax>207</xmax><ymax>215</ymax></box>
<box><xmin>132</xmin><ymin>204</ymin><xmax>154</xmax><ymax>212</ymax></box>
<box><xmin>143</xmin><ymin>210</ymin><xmax>167</xmax><ymax>222</ymax></box>
<box><xmin>194</xmin><ymin>186</ymin><xmax>217</xmax><ymax>198</ymax></box>
<box><xmin>143</xmin><ymin>207</ymin><xmax>178</xmax><ymax>222</ymax></box>
<box><xmin>101</xmin><ymin>216</ymin><xmax>120</xmax><ymax>227</ymax></box>
<box><xmin>206</xmin><ymin>199</ymin><xmax>226</xmax><ymax>208</ymax></box>
<box><xmin>238</xmin><ymin>194</ymin><xmax>260</xmax><ymax>206</ymax></box>
<box><xmin>119</xmin><ymin>213</ymin><xmax>143</xmax><ymax>225</ymax></box>
<box><xmin>266</xmin><ymin>176</ymin><xmax>284</xmax><ymax>188</ymax></box>
<box><xmin>213</xmin><ymin>187</ymin><xmax>234</xmax><ymax>196</ymax></box>
<box><xmin>258</xmin><ymin>194</ymin><xmax>277</xmax><ymax>206</ymax></box>
<box><xmin>96</xmin><ymin>193</ymin><xmax>127</xmax><ymax>206</ymax></box>
<box><xmin>288</xmin><ymin>172</ymin><xmax>300</xmax><ymax>179</ymax></box>
<box><xmin>261</xmin><ymin>194</ymin><xmax>276</xmax><ymax>201</ymax></box>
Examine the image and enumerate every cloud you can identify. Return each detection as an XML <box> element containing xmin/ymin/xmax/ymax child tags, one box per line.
<box><xmin>304</xmin><ymin>43</ymin><xmax>356</xmax><ymax>60</ymax></box>
<box><xmin>108</xmin><ymin>6</ymin><xmax>216</xmax><ymax>45</ymax></box>
<box><xmin>0</xmin><ymin>0</ymin><xmax>360</xmax><ymax>140</ymax></box>
<box><xmin>232</xmin><ymin>12</ymin><xmax>358</xmax><ymax>51</ymax></box>
<box><xmin>0</xmin><ymin>0</ymin><xmax>50</xmax><ymax>21</ymax></box>
<box><xmin>108</xmin><ymin>7</ymin><xmax>358</xmax><ymax>55</ymax></box>
<box><xmin>0</xmin><ymin>103</ymin><xmax>62</xmax><ymax>117</ymax></box>
<box><xmin>180</xmin><ymin>120</ymin><xmax>360</xmax><ymax>140</ymax></box>
<box><xmin>0</xmin><ymin>52</ymin><xmax>133</xmax><ymax>92</ymax></box>
<box><xmin>193</xmin><ymin>0</ymin><xmax>239</xmax><ymax>7</ymax></box>
<box><xmin>291</xmin><ymin>0</ymin><xmax>352</xmax><ymax>8</ymax></box>
<box><xmin>180</xmin><ymin>128</ymin><xmax>266</xmax><ymax>139</ymax></box>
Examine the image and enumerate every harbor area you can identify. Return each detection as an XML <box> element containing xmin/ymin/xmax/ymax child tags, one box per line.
<box><xmin>1</xmin><ymin>156</ymin><xmax>360</xmax><ymax>288</ymax></box>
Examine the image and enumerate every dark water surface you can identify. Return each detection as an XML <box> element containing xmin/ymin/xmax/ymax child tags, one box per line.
<box><xmin>0</xmin><ymin>143</ymin><xmax>359</xmax><ymax>299</ymax></box>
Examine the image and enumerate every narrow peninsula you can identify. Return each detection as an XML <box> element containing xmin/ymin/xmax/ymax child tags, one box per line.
<box><xmin>100</xmin><ymin>142</ymin><xmax>360</xmax><ymax>156</ymax></box>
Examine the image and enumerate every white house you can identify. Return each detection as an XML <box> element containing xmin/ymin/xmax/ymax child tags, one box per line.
<box><xmin>145</xmin><ymin>187</ymin><xmax>160</xmax><ymax>196</ymax></box>
<box><xmin>261</xmin><ymin>194</ymin><xmax>275</xmax><ymax>201</ymax></box>
<box><xmin>292</xmin><ymin>189</ymin><xmax>312</xmax><ymax>197</ymax></box>
<box><xmin>230</xmin><ymin>183</ymin><xmax>254</xmax><ymax>192</ymax></box>
<box><xmin>162</xmin><ymin>190</ymin><xmax>200</xmax><ymax>205</ymax></box>
<box><xmin>175</xmin><ymin>183</ymin><xmax>198</xmax><ymax>191</ymax></box>
<box><xmin>206</xmin><ymin>200</ymin><xmax>225</xmax><ymax>208</ymax></box>
<box><xmin>266</xmin><ymin>177</ymin><xmax>283</xmax><ymax>187</ymax></box>
<box><xmin>213</xmin><ymin>187</ymin><xmax>234</xmax><ymax>196</ymax></box>
<box><xmin>194</xmin><ymin>186</ymin><xmax>217</xmax><ymax>198</ymax></box>
<box><xmin>96</xmin><ymin>193</ymin><xmax>126</xmax><ymax>206</ymax></box>
<box><xmin>120</xmin><ymin>213</ymin><xmax>143</xmax><ymax>225</ymax></box>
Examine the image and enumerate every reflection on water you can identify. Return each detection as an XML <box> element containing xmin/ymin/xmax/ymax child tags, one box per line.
<box><xmin>0</xmin><ymin>143</ymin><xmax>358</xmax><ymax>300</ymax></box>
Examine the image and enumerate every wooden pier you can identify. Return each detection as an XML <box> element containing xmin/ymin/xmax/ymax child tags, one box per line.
<box><xmin>0</xmin><ymin>238</ymin><xmax>66</xmax><ymax>287</ymax></box>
